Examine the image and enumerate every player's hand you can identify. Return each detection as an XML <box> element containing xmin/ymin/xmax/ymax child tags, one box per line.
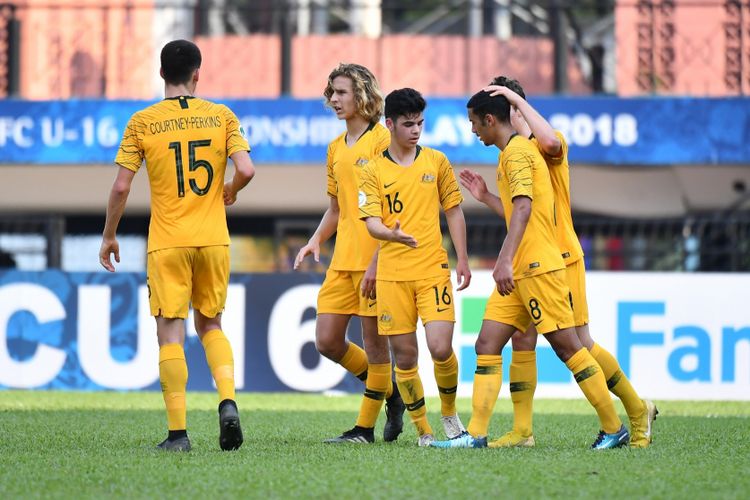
<box><xmin>459</xmin><ymin>169</ymin><xmax>489</xmax><ymax>203</ymax></box>
<box><xmin>390</xmin><ymin>221</ymin><xmax>417</xmax><ymax>248</ymax></box>
<box><xmin>361</xmin><ymin>257</ymin><xmax>377</xmax><ymax>299</ymax></box>
<box><xmin>492</xmin><ymin>258</ymin><xmax>515</xmax><ymax>295</ymax></box>
<box><xmin>294</xmin><ymin>240</ymin><xmax>320</xmax><ymax>270</ymax></box>
<box><xmin>223</xmin><ymin>181</ymin><xmax>237</xmax><ymax>206</ymax></box>
<box><xmin>482</xmin><ymin>84</ymin><xmax>520</xmax><ymax>105</ymax></box>
<box><xmin>455</xmin><ymin>258</ymin><xmax>472</xmax><ymax>291</ymax></box>
<box><xmin>99</xmin><ymin>237</ymin><xmax>120</xmax><ymax>272</ymax></box>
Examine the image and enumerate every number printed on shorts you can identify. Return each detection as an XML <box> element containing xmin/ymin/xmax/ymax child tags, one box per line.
<box><xmin>169</xmin><ymin>139</ymin><xmax>214</xmax><ymax>197</ymax></box>
<box><xmin>529</xmin><ymin>298</ymin><xmax>542</xmax><ymax>320</ymax></box>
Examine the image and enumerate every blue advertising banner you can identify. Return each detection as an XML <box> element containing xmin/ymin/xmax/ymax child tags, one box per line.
<box><xmin>1</xmin><ymin>270</ymin><xmax>748</xmax><ymax>399</ymax></box>
<box><xmin>1</xmin><ymin>97</ymin><xmax>749</xmax><ymax>165</ymax></box>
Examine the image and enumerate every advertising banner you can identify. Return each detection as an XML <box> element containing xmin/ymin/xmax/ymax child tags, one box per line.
<box><xmin>1</xmin><ymin>270</ymin><xmax>747</xmax><ymax>400</ymax></box>
<box><xmin>1</xmin><ymin>97</ymin><xmax>748</xmax><ymax>165</ymax></box>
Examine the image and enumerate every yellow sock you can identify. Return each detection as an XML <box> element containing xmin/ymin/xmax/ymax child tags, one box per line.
<box><xmin>466</xmin><ymin>354</ymin><xmax>502</xmax><ymax>438</ymax></box>
<box><xmin>433</xmin><ymin>352</ymin><xmax>459</xmax><ymax>417</ymax></box>
<box><xmin>201</xmin><ymin>329</ymin><xmax>235</xmax><ymax>402</ymax></box>
<box><xmin>356</xmin><ymin>363</ymin><xmax>391</xmax><ymax>428</ymax></box>
<box><xmin>395</xmin><ymin>366</ymin><xmax>433</xmax><ymax>436</ymax></box>
<box><xmin>510</xmin><ymin>350</ymin><xmax>536</xmax><ymax>437</ymax></box>
<box><xmin>590</xmin><ymin>343</ymin><xmax>644</xmax><ymax>421</ymax></box>
<box><xmin>159</xmin><ymin>343</ymin><xmax>188</xmax><ymax>431</ymax></box>
<box><xmin>565</xmin><ymin>348</ymin><xmax>621</xmax><ymax>434</ymax></box>
<box><xmin>339</xmin><ymin>342</ymin><xmax>368</xmax><ymax>381</ymax></box>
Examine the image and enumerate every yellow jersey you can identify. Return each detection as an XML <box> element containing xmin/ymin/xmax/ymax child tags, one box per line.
<box><xmin>115</xmin><ymin>96</ymin><xmax>249</xmax><ymax>253</ymax></box>
<box><xmin>327</xmin><ymin>122</ymin><xmax>390</xmax><ymax>271</ymax></box>
<box><xmin>497</xmin><ymin>135</ymin><xmax>565</xmax><ymax>279</ymax></box>
<box><xmin>359</xmin><ymin>145</ymin><xmax>463</xmax><ymax>281</ymax></box>
<box><xmin>531</xmin><ymin>131</ymin><xmax>584</xmax><ymax>266</ymax></box>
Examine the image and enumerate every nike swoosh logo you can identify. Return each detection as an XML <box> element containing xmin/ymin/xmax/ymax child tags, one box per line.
<box><xmin>533</xmin><ymin>319</ymin><xmax>543</xmax><ymax>326</ymax></box>
<box><xmin>368</xmin><ymin>302</ymin><xmax>376</xmax><ymax>307</ymax></box>
<box><xmin>384</xmin><ymin>181</ymin><xmax>396</xmax><ymax>188</ymax></box>
<box><xmin>437</xmin><ymin>307</ymin><xmax>450</xmax><ymax>312</ymax></box>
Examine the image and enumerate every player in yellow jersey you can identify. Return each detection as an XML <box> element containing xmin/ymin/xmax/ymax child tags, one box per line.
<box><xmin>431</xmin><ymin>89</ymin><xmax>628</xmax><ymax>450</ymax></box>
<box><xmin>457</xmin><ymin>77</ymin><xmax>657</xmax><ymax>448</ymax></box>
<box><xmin>359</xmin><ymin>88</ymin><xmax>471</xmax><ymax>446</ymax></box>
<box><xmin>99</xmin><ymin>40</ymin><xmax>255</xmax><ymax>452</ymax></box>
<box><xmin>294</xmin><ymin>64</ymin><xmax>405</xmax><ymax>444</ymax></box>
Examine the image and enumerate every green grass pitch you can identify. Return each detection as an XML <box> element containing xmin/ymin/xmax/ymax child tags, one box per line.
<box><xmin>0</xmin><ymin>392</ymin><xmax>748</xmax><ymax>499</ymax></box>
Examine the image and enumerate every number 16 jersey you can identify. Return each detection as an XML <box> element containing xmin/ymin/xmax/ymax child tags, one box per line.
<box><xmin>115</xmin><ymin>96</ymin><xmax>250</xmax><ymax>252</ymax></box>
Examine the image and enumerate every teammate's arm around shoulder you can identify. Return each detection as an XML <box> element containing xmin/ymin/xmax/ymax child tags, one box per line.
<box><xmin>223</xmin><ymin>151</ymin><xmax>255</xmax><ymax>206</ymax></box>
<box><xmin>444</xmin><ymin>205</ymin><xmax>471</xmax><ymax>291</ymax></box>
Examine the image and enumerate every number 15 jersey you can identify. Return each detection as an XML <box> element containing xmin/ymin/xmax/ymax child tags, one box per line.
<box><xmin>115</xmin><ymin>96</ymin><xmax>250</xmax><ymax>252</ymax></box>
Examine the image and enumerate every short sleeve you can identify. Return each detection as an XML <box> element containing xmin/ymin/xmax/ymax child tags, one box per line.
<box><xmin>503</xmin><ymin>143</ymin><xmax>534</xmax><ymax>200</ymax></box>
<box><xmin>326</xmin><ymin>143</ymin><xmax>337</xmax><ymax>198</ymax></box>
<box><xmin>437</xmin><ymin>153</ymin><xmax>463</xmax><ymax>211</ymax></box>
<box><xmin>223</xmin><ymin>106</ymin><xmax>250</xmax><ymax>157</ymax></box>
<box><xmin>358</xmin><ymin>161</ymin><xmax>382</xmax><ymax>220</ymax></box>
<box><xmin>114</xmin><ymin>113</ymin><xmax>145</xmax><ymax>172</ymax></box>
<box><xmin>539</xmin><ymin>130</ymin><xmax>567</xmax><ymax>166</ymax></box>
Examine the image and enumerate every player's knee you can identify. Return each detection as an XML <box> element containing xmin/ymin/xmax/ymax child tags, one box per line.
<box><xmin>315</xmin><ymin>333</ymin><xmax>345</xmax><ymax>360</ymax></box>
<box><xmin>475</xmin><ymin>335</ymin><xmax>497</xmax><ymax>355</ymax></box>
<box><xmin>429</xmin><ymin>343</ymin><xmax>453</xmax><ymax>362</ymax></box>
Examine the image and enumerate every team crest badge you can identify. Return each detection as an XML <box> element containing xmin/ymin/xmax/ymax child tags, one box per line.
<box><xmin>421</xmin><ymin>173</ymin><xmax>435</xmax><ymax>183</ymax></box>
<box><xmin>356</xmin><ymin>157</ymin><xmax>369</xmax><ymax>168</ymax></box>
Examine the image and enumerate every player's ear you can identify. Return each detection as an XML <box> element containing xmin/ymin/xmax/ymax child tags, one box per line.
<box><xmin>385</xmin><ymin>117</ymin><xmax>394</xmax><ymax>132</ymax></box>
<box><xmin>159</xmin><ymin>67</ymin><xmax>165</xmax><ymax>80</ymax></box>
<box><xmin>193</xmin><ymin>68</ymin><xmax>200</xmax><ymax>83</ymax></box>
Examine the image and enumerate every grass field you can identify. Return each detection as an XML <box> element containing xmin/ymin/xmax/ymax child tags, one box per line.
<box><xmin>0</xmin><ymin>392</ymin><xmax>748</xmax><ymax>499</ymax></box>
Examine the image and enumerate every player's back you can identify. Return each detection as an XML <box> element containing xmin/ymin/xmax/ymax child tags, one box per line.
<box><xmin>497</xmin><ymin>135</ymin><xmax>564</xmax><ymax>279</ymax></box>
<box><xmin>530</xmin><ymin>132</ymin><xmax>583</xmax><ymax>265</ymax></box>
<box><xmin>116</xmin><ymin>96</ymin><xmax>248</xmax><ymax>252</ymax></box>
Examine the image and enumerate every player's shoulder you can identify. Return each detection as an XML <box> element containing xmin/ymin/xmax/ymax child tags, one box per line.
<box><xmin>504</xmin><ymin>134</ymin><xmax>542</xmax><ymax>158</ymax></box>
<box><xmin>328</xmin><ymin>130</ymin><xmax>347</xmax><ymax>152</ymax></box>
<box><xmin>371</xmin><ymin>122</ymin><xmax>390</xmax><ymax>141</ymax></box>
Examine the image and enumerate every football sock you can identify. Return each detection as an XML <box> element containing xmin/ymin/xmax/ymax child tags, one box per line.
<box><xmin>565</xmin><ymin>347</ymin><xmax>621</xmax><ymax>434</ymax></box>
<box><xmin>467</xmin><ymin>354</ymin><xmax>502</xmax><ymax>438</ymax></box>
<box><xmin>589</xmin><ymin>343</ymin><xmax>645</xmax><ymax>421</ymax></box>
<box><xmin>395</xmin><ymin>366</ymin><xmax>433</xmax><ymax>436</ymax></box>
<box><xmin>159</xmin><ymin>343</ymin><xmax>188</xmax><ymax>431</ymax></box>
<box><xmin>509</xmin><ymin>350</ymin><xmax>536</xmax><ymax>437</ymax></box>
<box><xmin>201</xmin><ymin>329</ymin><xmax>235</xmax><ymax>402</ymax></box>
<box><xmin>433</xmin><ymin>351</ymin><xmax>459</xmax><ymax>417</ymax></box>
<box><xmin>356</xmin><ymin>362</ymin><xmax>391</xmax><ymax>429</ymax></box>
<box><xmin>339</xmin><ymin>342</ymin><xmax>369</xmax><ymax>381</ymax></box>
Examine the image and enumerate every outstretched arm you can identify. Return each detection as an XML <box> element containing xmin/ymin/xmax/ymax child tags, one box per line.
<box><xmin>444</xmin><ymin>205</ymin><xmax>471</xmax><ymax>291</ymax></box>
<box><xmin>100</xmin><ymin>165</ymin><xmax>136</xmax><ymax>272</ymax></box>
<box><xmin>459</xmin><ymin>169</ymin><xmax>505</xmax><ymax>218</ymax></box>
<box><xmin>364</xmin><ymin>217</ymin><xmax>417</xmax><ymax>248</ymax></box>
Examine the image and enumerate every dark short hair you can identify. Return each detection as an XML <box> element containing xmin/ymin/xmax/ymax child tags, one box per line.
<box><xmin>466</xmin><ymin>90</ymin><xmax>511</xmax><ymax>124</ymax></box>
<box><xmin>160</xmin><ymin>40</ymin><xmax>202</xmax><ymax>85</ymax></box>
<box><xmin>489</xmin><ymin>75</ymin><xmax>526</xmax><ymax>100</ymax></box>
<box><xmin>385</xmin><ymin>88</ymin><xmax>426</xmax><ymax>121</ymax></box>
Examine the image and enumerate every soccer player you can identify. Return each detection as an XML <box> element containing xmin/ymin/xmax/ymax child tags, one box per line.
<box><xmin>457</xmin><ymin>77</ymin><xmax>657</xmax><ymax>448</ymax></box>
<box><xmin>359</xmin><ymin>88</ymin><xmax>471</xmax><ymax>446</ymax></box>
<box><xmin>294</xmin><ymin>63</ymin><xmax>405</xmax><ymax>444</ymax></box>
<box><xmin>99</xmin><ymin>40</ymin><xmax>254</xmax><ymax>452</ymax></box>
<box><xmin>431</xmin><ymin>90</ymin><xmax>629</xmax><ymax>450</ymax></box>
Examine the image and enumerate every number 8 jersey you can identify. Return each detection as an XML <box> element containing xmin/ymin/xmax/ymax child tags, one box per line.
<box><xmin>115</xmin><ymin>96</ymin><xmax>250</xmax><ymax>252</ymax></box>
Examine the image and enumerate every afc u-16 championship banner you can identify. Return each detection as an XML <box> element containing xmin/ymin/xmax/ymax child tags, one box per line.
<box><xmin>1</xmin><ymin>270</ymin><xmax>748</xmax><ymax>400</ymax></box>
<box><xmin>0</xmin><ymin>97</ymin><xmax>749</xmax><ymax>165</ymax></box>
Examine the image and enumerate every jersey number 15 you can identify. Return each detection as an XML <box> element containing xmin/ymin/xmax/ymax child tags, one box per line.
<box><xmin>169</xmin><ymin>139</ymin><xmax>214</xmax><ymax>197</ymax></box>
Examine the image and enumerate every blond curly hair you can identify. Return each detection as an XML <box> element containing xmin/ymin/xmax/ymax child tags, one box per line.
<box><xmin>323</xmin><ymin>63</ymin><xmax>384</xmax><ymax>124</ymax></box>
